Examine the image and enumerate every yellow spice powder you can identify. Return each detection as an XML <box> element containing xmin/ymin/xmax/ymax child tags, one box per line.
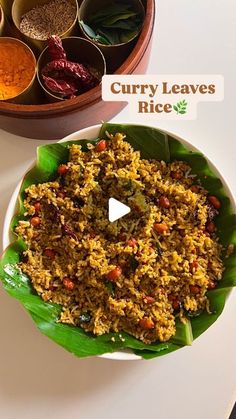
<box><xmin>0</xmin><ymin>40</ymin><xmax>35</xmax><ymax>100</ymax></box>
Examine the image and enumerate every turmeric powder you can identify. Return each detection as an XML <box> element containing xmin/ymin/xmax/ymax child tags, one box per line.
<box><xmin>0</xmin><ymin>39</ymin><xmax>36</xmax><ymax>101</ymax></box>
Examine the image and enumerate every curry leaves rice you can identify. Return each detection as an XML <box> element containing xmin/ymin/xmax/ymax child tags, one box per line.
<box><xmin>15</xmin><ymin>133</ymin><xmax>224</xmax><ymax>344</ymax></box>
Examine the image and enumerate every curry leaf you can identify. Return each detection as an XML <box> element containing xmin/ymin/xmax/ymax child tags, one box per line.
<box><xmin>80</xmin><ymin>1</ymin><xmax>144</xmax><ymax>45</ymax></box>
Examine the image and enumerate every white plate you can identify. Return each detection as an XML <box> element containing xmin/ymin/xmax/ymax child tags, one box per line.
<box><xmin>3</xmin><ymin>124</ymin><xmax>236</xmax><ymax>361</ymax></box>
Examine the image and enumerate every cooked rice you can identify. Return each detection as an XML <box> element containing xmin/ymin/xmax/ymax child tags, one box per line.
<box><xmin>16</xmin><ymin>133</ymin><xmax>224</xmax><ymax>343</ymax></box>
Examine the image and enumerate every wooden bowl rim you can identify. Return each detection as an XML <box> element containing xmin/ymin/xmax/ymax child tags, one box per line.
<box><xmin>0</xmin><ymin>0</ymin><xmax>155</xmax><ymax>116</ymax></box>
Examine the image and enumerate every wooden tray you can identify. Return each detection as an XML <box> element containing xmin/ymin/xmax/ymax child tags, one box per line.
<box><xmin>0</xmin><ymin>0</ymin><xmax>155</xmax><ymax>139</ymax></box>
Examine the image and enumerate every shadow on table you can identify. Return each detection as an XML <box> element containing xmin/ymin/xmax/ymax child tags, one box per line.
<box><xmin>0</xmin><ymin>287</ymin><xmax>152</xmax><ymax>401</ymax></box>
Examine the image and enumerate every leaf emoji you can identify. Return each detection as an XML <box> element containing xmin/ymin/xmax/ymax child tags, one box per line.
<box><xmin>173</xmin><ymin>100</ymin><xmax>188</xmax><ymax>115</ymax></box>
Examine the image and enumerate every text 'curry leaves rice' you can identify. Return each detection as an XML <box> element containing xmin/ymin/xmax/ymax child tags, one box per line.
<box><xmin>16</xmin><ymin>133</ymin><xmax>224</xmax><ymax>344</ymax></box>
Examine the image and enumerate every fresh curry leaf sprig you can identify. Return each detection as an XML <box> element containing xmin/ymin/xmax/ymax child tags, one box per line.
<box><xmin>80</xmin><ymin>1</ymin><xmax>144</xmax><ymax>46</ymax></box>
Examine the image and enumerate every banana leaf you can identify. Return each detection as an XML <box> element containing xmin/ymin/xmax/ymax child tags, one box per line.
<box><xmin>1</xmin><ymin>123</ymin><xmax>236</xmax><ymax>360</ymax></box>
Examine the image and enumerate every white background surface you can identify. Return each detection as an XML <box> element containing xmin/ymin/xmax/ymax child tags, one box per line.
<box><xmin>0</xmin><ymin>0</ymin><xmax>236</xmax><ymax>418</ymax></box>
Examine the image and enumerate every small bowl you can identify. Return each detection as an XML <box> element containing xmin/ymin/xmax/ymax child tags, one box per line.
<box><xmin>0</xmin><ymin>4</ymin><xmax>5</xmax><ymax>35</ymax></box>
<box><xmin>37</xmin><ymin>36</ymin><xmax>106</xmax><ymax>102</ymax></box>
<box><xmin>0</xmin><ymin>37</ymin><xmax>37</xmax><ymax>103</ymax></box>
<box><xmin>0</xmin><ymin>0</ymin><xmax>13</xmax><ymax>20</ymax></box>
<box><xmin>79</xmin><ymin>0</ymin><xmax>145</xmax><ymax>72</ymax></box>
<box><xmin>12</xmin><ymin>0</ymin><xmax>78</xmax><ymax>54</ymax></box>
<box><xmin>2</xmin><ymin>124</ymin><xmax>236</xmax><ymax>360</ymax></box>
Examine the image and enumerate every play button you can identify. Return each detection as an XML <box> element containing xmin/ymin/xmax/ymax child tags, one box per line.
<box><xmin>88</xmin><ymin>176</ymin><xmax>151</xmax><ymax>239</ymax></box>
<box><xmin>108</xmin><ymin>198</ymin><xmax>131</xmax><ymax>223</ymax></box>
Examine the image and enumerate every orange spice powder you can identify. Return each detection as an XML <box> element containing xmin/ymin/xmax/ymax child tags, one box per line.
<box><xmin>0</xmin><ymin>39</ymin><xmax>36</xmax><ymax>100</ymax></box>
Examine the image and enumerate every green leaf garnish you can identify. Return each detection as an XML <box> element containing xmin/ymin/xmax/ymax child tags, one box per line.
<box><xmin>105</xmin><ymin>281</ymin><xmax>115</xmax><ymax>296</ymax></box>
<box><xmin>130</xmin><ymin>256</ymin><xmax>139</xmax><ymax>271</ymax></box>
<box><xmin>79</xmin><ymin>312</ymin><xmax>91</xmax><ymax>323</ymax></box>
<box><xmin>156</xmin><ymin>242</ymin><xmax>163</xmax><ymax>257</ymax></box>
<box><xmin>187</xmin><ymin>310</ymin><xmax>203</xmax><ymax>318</ymax></box>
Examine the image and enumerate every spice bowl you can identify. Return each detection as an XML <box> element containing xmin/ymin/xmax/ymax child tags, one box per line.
<box><xmin>79</xmin><ymin>0</ymin><xmax>145</xmax><ymax>72</ymax></box>
<box><xmin>0</xmin><ymin>0</ymin><xmax>155</xmax><ymax>139</ymax></box>
<box><xmin>0</xmin><ymin>0</ymin><xmax>14</xmax><ymax>20</ymax></box>
<box><xmin>0</xmin><ymin>37</ymin><xmax>38</xmax><ymax>103</ymax></box>
<box><xmin>0</xmin><ymin>3</ymin><xmax>5</xmax><ymax>36</ymax></box>
<box><xmin>12</xmin><ymin>0</ymin><xmax>78</xmax><ymax>55</ymax></box>
<box><xmin>37</xmin><ymin>37</ymin><xmax>106</xmax><ymax>102</ymax></box>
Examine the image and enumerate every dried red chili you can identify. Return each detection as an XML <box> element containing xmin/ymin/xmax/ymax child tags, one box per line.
<box><xmin>41</xmin><ymin>36</ymin><xmax>99</xmax><ymax>99</ymax></box>
<box><xmin>48</xmin><ymin>35</ymin><xmax>67</xmax><ymax>61</ymax></box>
<box><xmin>42</xmin><ymin>75</ymin><xmax>78</xmax><ymax>98</ymax></box>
